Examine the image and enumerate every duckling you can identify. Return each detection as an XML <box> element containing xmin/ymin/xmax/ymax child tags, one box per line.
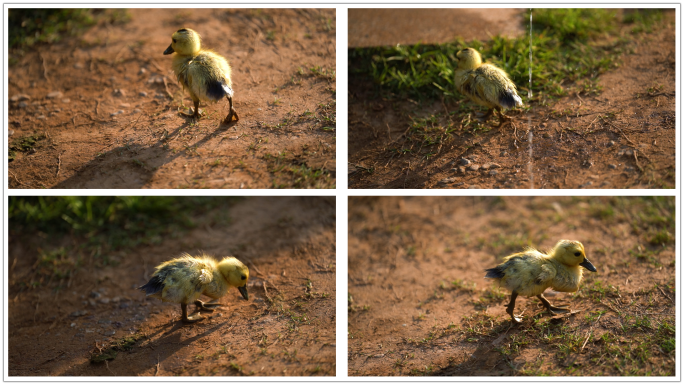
<box><xmin>139</xmin><ymin>253</ymin><xmax>249</xmax><ymax>323</ymax></box>
<box><xmin>163</xmin><ymin>28</ymin><xmax>239</xmax><ymax>124</ymax></box>
<box><xmin>454</xmin><ymin>48</ymin><xmax>523</xmax><ymax>127</ymax></box>
<box><xmin>484</xmin><ymin>240</ymin><xmax>596</xmax><ymax>324</ymax></box>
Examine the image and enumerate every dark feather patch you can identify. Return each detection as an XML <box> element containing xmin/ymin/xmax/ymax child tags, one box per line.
<box><xmin>177</xmin><ymin>28</ymin><xmax>188</xmax><ymax>33</ymax></box>
<box><xmin>484</xmin><ymin>266</ymin><xmax>505</xmax><ymax>279</ymax></box>
<box><xmin>206</xmin><ymin>78</ymin><xmax>228</xmax><ymax>101</ymax></box>
<box><xmin>499</xmin><ymin>90</ymin><xmax>519</xmax><ymax>109</ymax></box>
<box><xmin>139</xmin><ymin>274</ymin><xmax>164</xmax><ymax>295</ymax></box>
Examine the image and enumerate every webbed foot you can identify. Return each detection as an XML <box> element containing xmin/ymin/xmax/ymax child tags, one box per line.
<box><xmin>194</xmin><ymin>299</ymin><xmax>222</xmax><ymax>312</ymax></box>
<box><xmin>222</xmin><ymin>108</ymin><xmax>239</xmax><ymax>125</ymax></box>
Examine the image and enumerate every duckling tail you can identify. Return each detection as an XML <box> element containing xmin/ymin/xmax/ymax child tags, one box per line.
<box><xmin>206</xmin><ymin>79</ymin><xmax>233</xmax><ymax>101</ymax></box>
<box><xmin>499</xmin><ymin>90</ymin><xmax>523</xmax><ymax>109</ymax></box>
<box><xmin>139</xmin><ymin>275</ymin><xmax>164</xmax><ymax>296</ymax></box>
<box><xmin>484</xmin><ymin>266</ymin><xmax>506</xmax><ymax>279</ymax></box>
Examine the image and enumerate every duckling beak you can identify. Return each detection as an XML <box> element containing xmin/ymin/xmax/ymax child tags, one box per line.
<box><xmin>580</xmin><ymin>257</ymin><xmax>597</xmax><ymax>272</ymax></box>
<box><xmin>238</xmin><ymin>285</ymin><xmax>249</xmax><ymax>300</ymax></box>
<box><xmin>163</xmin><ymin>44</ymin><xmax>174</xmax><ymax>55</ymax></box>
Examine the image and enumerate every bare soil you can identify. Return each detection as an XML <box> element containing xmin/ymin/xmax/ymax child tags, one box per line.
<box><xmin>8</xmin><ymin>8</ymin><xmax>336</xmax><ymax>189</ymax></box>
<box><xmin>348</xmin><ymin>196</ymin><xmax>675</xmax><ymax>376</ymax></box>
<box><xmin>8</xmin><ymin>196</ymin><xmax>336</xmax><ymax>376</ymax></box>
<box><xmin>348</xmin><ymin>9</ymin><xmax>675</xmax><ymax>189</ymax></box>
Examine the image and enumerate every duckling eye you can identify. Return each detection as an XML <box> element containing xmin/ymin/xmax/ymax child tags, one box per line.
<box><xmin>241</xmin><ymin>274</ymin><xmax>246</xmax><ymax>280</ymax></box>
<box><xmin>172</xmin><ymin>38</ymin><xmax>177</xmax><ymax>43</ymax></box>
<box><xmin>574</xmin><ymin>252</ymin><xmax>581</xmax><ymax>257</ymax></box>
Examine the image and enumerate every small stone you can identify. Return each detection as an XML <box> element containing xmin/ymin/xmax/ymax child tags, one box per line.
<box><xmin>489</xmin><ymin>170</ymin><xmax>498</xmax><ymax>176</ymax></box>
<box><xmin>111</xmin><ymin>297</ymin><xmax>121</xmax><ymax>303</ymax></box>
<box><xmin>98</xmin><ymin>319</ymin><xmax>112</xmax><ymax>324</ymax></box>
<box><xmin>608</xmin><ymin>164</ymin><xmax>618</xmax><ymax>169</ymax></box>
<box><xmin>70</xmin><ymin>323</ymin><xmax>76</xmax><ymax>327</ymax></box>
<box><xmin>74</xmin><ymin>63</ymin><xmax>84</xmax><ymax>69</ymax></box>
<box><xmin>580</xmin><ymin>181</ymin><xmax>593</xmax><ymax>188</ymax></box>
<box><xmin>468</xmin><ymin>164</ymin><xmax>480</xmax><ymax>171</ymax></box>
<box><xmin>438</xmin><ymin>177</ymin><xmax>457</xmax><ymax>185</ymax></box>
<box><xmin>138</xmin><ymin>91</ymin><xmax>148</xmax><ymax>97</ymax></box>
<box><xmin>99</xmin><ymin>298</ymin><xmax>110</xmax><ymax>304</ymax></box>
<box><xmin>110</xmin><ymin>110</ymin><xmax>124</xmax><ymax>117</ymax></box>
<box><xmin>139</xmin><ymin>68</ymin><xmax>147</xmax><ymax>75</ymax></box>
<box><xmin>454</xmin><ymin>182</ymin><xmax>464</xmax><ymax>186</ymax></box>
<box><xmin>481</xmin><ymin>163</ymin><xmax>491</xmax><ymax>170</ymax></box>
<box><xmin>119</xmin><ymin>303</ymin><xmax>129</xmax><ymax>309</ymax></box>
<box><xmin>607</xmin><ymin>141</ymin><xmax>616</xmax><ymax>147</ymax></box>
<box><xmin>105</xmin><ymin>330</ymin><xmax>116</xmax><ymax>336</ymax></box>
<box><xmin>625</xmin><ymin>166</ymin><xmax>635</xmax><ymax>172</ymax></box>
<box><xmin>132</xmin><ymin>109</ymin><xmax>142</xmax><ymax>114</ymax></box>
<box><xmin>11</xmin><ymin>94</ymin><xmax>30</xmax><ymax>102</ymax></box>
<box><xmin>8</xmin><ymin>129</ymin><xmax>14</xmax><ymax>136</ymax></box>
<box><xmin>459</xmin><ymin>158</ymin><xmax>471</xmax><ymax>166</ymax></box>
<box><xmin>155</xmin><ymin>93</ymin><xmax>166</xmax><ymax>99</ymax></box>
<box><xmin>90</xmin><ymin>291</ymin><xmax>101</xmax><ymax>299</ymax></box>
<box><xmin>229</xmin><ymin>136</ymin><xmax>240</xmax><ymax>140</ymax></box>
<box><xmin>540</xmin><ymin>122</ymin><xmax>548</xmax><ymax>128</ymax></box>
<box><xmin>450</xmin><ymin>168</ymin><xmax>458</xmax><ymax>173</ymax></box>
<box><xmin>467</xmin><ymin>185</ymin><xmax>479</xmax><ymax>189</ymax></box>
<box><xmin>46</xmin><ymin>91</ymin><xmax>63</xmax><ymax>99</ymax></box>
<box><xmin>119</xmin><ymin>103</ymin><xmax>131</xmax><ymax>108</ymax></box>
<box><xmin>458</xmin><ymin>166</ymin><xmax>466</xmax><ymax>174</ymax></box>
<box><xmin>88</xmin><ymin>299</ymin><xmax>97</xmax><ymax>306</ymax></box>
<box><xmin>490</xmin><ymin>163</ymin><xmax>501</xmax><ymax>169</ymax></box>
<box><xmin>36</xmin><ymin>115</ymin><xmax>46</xmax><ymax>120</ymax></box>
<box><xmin>18</xmin><ymin>101</ymin><xmax>28</xmax><ymax>108</ymax></box>
<box><xmin>113</xmin><ymin>89</ymin><xmax>126</xmax><ymax>97</ymax></box>
<box><xmin>70</xmin><ymin>310</ymin><xmax>88</xmax><ymax>317</ymax></box>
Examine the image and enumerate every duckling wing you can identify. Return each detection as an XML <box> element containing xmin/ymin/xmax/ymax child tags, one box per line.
<box><xmin>535</xmin><ymin>264</ymin><xmax>557</xmax><ymax>285</ymax></box>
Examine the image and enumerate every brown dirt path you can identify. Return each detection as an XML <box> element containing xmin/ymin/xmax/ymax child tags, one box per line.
<box><xmin>9</xmin><ymin>197</ymin><xmax>336</xmax><ymax>376</ymax></box>
<box><xmin>8</xmin><ymin>9</ymin><xmax>336</xmax><ymax>189</ymax></box>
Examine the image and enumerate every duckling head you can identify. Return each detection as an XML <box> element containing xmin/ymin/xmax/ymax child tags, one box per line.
<box><xmin>217</xmin><ymin>257</ymin><xmax>250</xmax><ymax>300</ymax></box>
<box><xmin>551</xmin><ymin>240</ymin><xmax>597</xmax><ymax>272</ymax></box>
<box><xmin>164</xmin><ymin>28</ymin><xmax>201</xmax><ymax>56</ymax></box>
<box><xmin>456</xmin><ymin>48</ymin><xmax>483</xmax><ymax>71</ymax></box>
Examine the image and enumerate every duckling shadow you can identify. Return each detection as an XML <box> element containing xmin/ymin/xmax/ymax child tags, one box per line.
<box><xmin>52</xmin><ymin>120</ymin><xmax>232</xmax><ymax>189</ymax></box>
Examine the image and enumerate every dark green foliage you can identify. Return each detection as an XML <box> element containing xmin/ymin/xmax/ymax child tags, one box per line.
<box><xmin>8</xmin><ymin>9</ymin><xmax>96</xmax><ymax>49</ymax></box>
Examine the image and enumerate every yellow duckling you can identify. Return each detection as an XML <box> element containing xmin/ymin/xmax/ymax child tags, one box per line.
<box><xmin>139</xmin><ymin>253</ymin><xmax>249</xmax><ymax>323</ymax></box>
<box><xmin>163</xmin><ymin>28</ymin><xmax>239</xmax><ymax>124</ymax></box>
<box><xmin>454</xmin><ymin>47</ymin><xmax>523</xmax><ymax>127</ymax></box>
<box><xmin>484</xmin><ymin>240</ymin><xmax>596</xmax><ymax>324</ymax></box>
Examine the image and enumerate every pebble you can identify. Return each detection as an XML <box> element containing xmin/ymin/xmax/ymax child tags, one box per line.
<box><xmin>119</xmin><ymin>303</ymin><xmax>129</xmax><ymax>309</ymax></box>
<box><xmin>105</xmin><ymin>330</ymin><xmax>116</xmax><ymax>336</ymax></box>
<box><xmin>9</xmin><ymin>129</ymin><xmax>14</xmax><ymax>136</ymax></box>
<box><xmin>113</xmin><ymin>89</ymin><xmax>126</xmax><ymax>97</ymax></box>
<box><xmin>11</xmin><ymin>94</ymin><xmax>30</xmax><ymax>102</ymax></box>
<box><xmin>46</xmin><ymin>91</ymin><xmax>63</xmax><ymax>99</ymax></box>
<box><xmin>459</xmin><ymin>158</ymin><xmax>471</xmax><ymax>166</ymax></box>
<box><xmin>18</xmin><ymin>101</ymin><xmax>28</xmax><ymax>108</ymax></box>
<box><xmin>608</xmin><ymin>164</ymin><xmax>618</xmax><ymax>169</ymax></box>
<box><xmin>468</xmin><ymin>164</ymin><xmax>480</xmax><ymax>172</ymax></box>
<box><xmin>481</xmin><ymin>163</ymin><xmax>491</xmax><ymax>170</ymax></box>
<box><xmin>36</xmin><ymin>115</ymin><xmax>46</xmax><ymax>120</ymax></box>
<box><xmin>454</xmin><ymin>182</ymin><xmax>464</xmax><ymax>187</ymax></box>
<box><xmin>490</xmin><ymin>163</ymin><xmax>501</xmax><ymax>169</ymax></box>
<box><xmin>458</xmin><ymin>166</ymin><xmax>466</xmax><ymax>174</ymax></box>
<box><xmin>139</xmin><ymin>91</ymin><xmax>148</xmax><ymax>97</ymax></box>
<box><xmin>61</xmin><ymin>98</ymin><xmax>70</xmax><ymax>103</ymax></box>
<box><xmin>111</xmin><ymin>110</ymin><xmax>124</xmax><ymax>117</ymax></box>
<box><xmin>450</xmin><ymin>168</ymin><xmax>458</xmax><ymax>173</ymax></box>
<box><xmin>467</xmin><ymin>185</ymin><xmax>479</xmax><ymax>189</ymax></box>
<box><xmin>120</xmin><ymin>103</ymin><xmax>131</xmax><ymax>108</ymax></box>
<box><xmin>625</xmin><ymin>166</ymin><xmax>636</xmax><ymax>172</ymax></box>
<box><xmin>155</xmin><ymin>93</ymin><xmax>166</xmax><ymax>99</ymax></box>
<box><xmin>90</xmin><ymin>291</ymin><xmax>101</xmax><ymax>299</ymax></box>
<box><xmin>438</xmin><ymin>177</ymin><xmax>457</xmax><ymax>185</ymax></box>
<box><xmin>540</xmin><ymin>122</ymin><xmax>547</xmax><ymax>128</ymax></box>
<box><xmin>489</xmin><ymin>170</ymin><xmax>498</xmax><ymax>176</ymax></box>
<box><xmin>111</xmin><ymin>297</ymin><xmax>121</xmax><ymax>303</ymax></box>
<box><xmin>132</xmin><ymin>109</ymin><xmax>142</xmax><ymax>114</ymax></box>
<box><xmin>99</xmin><ymin>298</ymin><xmax>110</xmax><ymax>304</ymax></box>
<box><xmin>607</xmin><ymin>140</ymin><xmax>616</xmax><ymax>147</ymax></box>
<box><xmin>580</xmin><ymin>181</ymin><xmax>593</xmax><ymax>188</ymax></box>
<box><xmin>98</xmin><ymin>319</ymin><xmax>112</xmax><ymax>325</ymax></box>
<box><xmin>74</xmin><ymin>63</ymin><xmax>84</xmax><ymax>69</ymax></box>
<box><xmin>229</xmin><ymin>136</ymin><xmax>240</xmax><ymax>140</ymax></box>
<box><xmin>139</xmin><ymin>68</ymin><xmax>147</xmax><ymax>75</ymax></box>
<box><xmin>70</xmin><ymin>323</ymin><xmax>76</xmax><ymax>327</ymax></box>
<box><xmin>70</xmin><ymin>310</ymin><xmax>89</xmax><ymax>317</ymax></box>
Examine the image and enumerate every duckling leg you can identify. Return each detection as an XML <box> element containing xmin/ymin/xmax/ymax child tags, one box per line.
<box><xmin>222</xmin><ymin>96</ymin><xmax>239</xmax><ymax>124</ymax></box>
<box><xmin>194</xmin><ymin>299</ymin><xmax>222</xmax><ymax>312</ymax></box>
<box><xmin>180</xmin><ymin>97</ymin><xmax>202</xmax><ymax>122</ymax></box>
<box><xmin>505</xmin><ymin>292</ymin><xmax>523</xmax><ymax>323</ymax></box>
<box><xmin>181</xmin><ymin>303</ymin><xmax>204</xmax><ymax>323</ymax></box>
<box><xmin>495</xmin><ymin>108</ymin><xmax>511</xmax><ymax>127</ymax></box>
<box><xmin>537</xmin><ymin>294</ymin><xmax>571</xmax><ymax>315</ymax></box>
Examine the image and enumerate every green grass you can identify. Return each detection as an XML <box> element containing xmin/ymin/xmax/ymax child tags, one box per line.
<box><xmin>349</xmin><ymin>9</ymin><xmax>665</xmax><ymax>103</ymax></box>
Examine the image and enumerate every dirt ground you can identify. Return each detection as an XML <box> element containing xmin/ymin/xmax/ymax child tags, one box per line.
<box><xmin>348</xmin><ymin>197</ymin><xmax>675</xmax><ymax>376</ymax></box>
<box><xmin>348</xmin><ymin>9</ymin><xmax>675</xmax><ymax>189</ymax></box>
<box><xmin>8</xmin><ymin>197</ymin><xmax>336</xmax><ymax>376</ymax></box>
<box><xmin>8</xmin><ymin>8</ymin><xmax>336</xmax><ymax>189</ymax></box>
